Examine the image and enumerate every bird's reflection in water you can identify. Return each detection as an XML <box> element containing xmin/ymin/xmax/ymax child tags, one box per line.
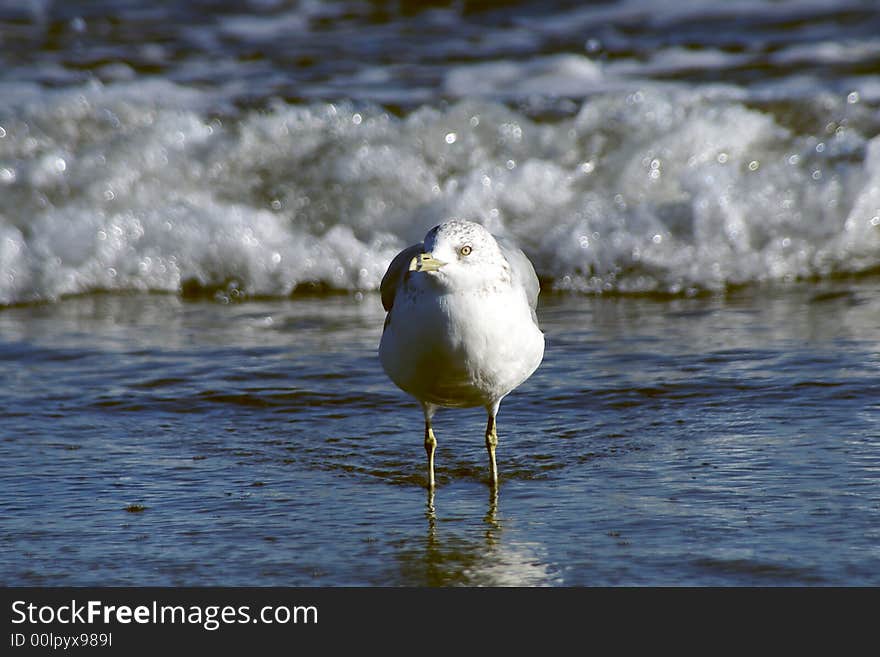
<box><xmin>397</xmin><ymin>485</ymin><xmax>555</xmax><ymax>586</ymax></box>
<box><xmin>425</xmin><ymin>486</ymin><xmax>500</xmax><ymax>544</ymax></box>
<box><xmin>425</xmin><ymin>488</ymin><xmax>437</xmax><ymax>551</ymax></box>
<box><xmin>484</xmin><ymin>486</ymin><xmax>499</xmax><ymax>530</ymax></box>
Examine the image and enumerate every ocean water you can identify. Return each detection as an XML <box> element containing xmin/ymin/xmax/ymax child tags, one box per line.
<box><xmin>1</xmin><ymin>0</ymin><xmax>879</xmax><ymax>585</ymax></box>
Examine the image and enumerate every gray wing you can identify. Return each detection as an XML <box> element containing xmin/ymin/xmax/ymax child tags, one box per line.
<box><xmin>497</xmin><ymin>236</ymin><xmax>541</xmax><ymax>325</ymax></box>
<box><xmin>380</xmin><ymin>243</ymin><xmax>423</xmax><ymax>312</ymax></box>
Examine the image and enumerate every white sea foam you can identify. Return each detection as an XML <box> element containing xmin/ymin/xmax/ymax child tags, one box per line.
<box><xmin>0</xmin><ymin>80</ymin><xmax>878</xmax><ymax>305</ymax></box>
<box><xmin>444</xmin><ymin>54</ymin><xmax>604</xmax><ymax>99</ymax></box>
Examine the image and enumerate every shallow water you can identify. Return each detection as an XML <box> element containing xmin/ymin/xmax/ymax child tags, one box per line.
<box><xmin>1</xmin><ymin>283</ymin><xmax>878</xmax><ymax>585</ymax></box>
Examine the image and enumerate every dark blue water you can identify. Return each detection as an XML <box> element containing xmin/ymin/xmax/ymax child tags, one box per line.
<box><xmin>1</xmin><ymin>284</ymin><xmax>878</xmax><ymax>585</ymax></box>
<box><xmin>1</xmin><ymin>1</ymin><xmax>879</xmax><ymax>586</ymax></box>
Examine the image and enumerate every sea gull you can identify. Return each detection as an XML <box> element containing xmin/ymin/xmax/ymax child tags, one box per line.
<box><xmin>379</xmin><ymin>219</ymin><xmax>545</xmax><ymax>488</ymax></box>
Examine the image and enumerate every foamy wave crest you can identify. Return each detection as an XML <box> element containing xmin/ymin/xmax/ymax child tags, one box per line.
<box><xmin>445</xmin><ymin>54</ymin><xmax>604</xmax><ymax>99</ymax></box>
<box><xmin>1</xmin><ymin>80</ymin><xmax>878</xmax><ymax>304</ymax></box>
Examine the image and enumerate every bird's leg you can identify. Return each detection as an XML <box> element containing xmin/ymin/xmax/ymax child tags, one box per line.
<box><xmin>422</xmin><ymin>403</ymin><xmax>437</xmax><ymax>489</ymax></box>
<box><xmin>485</xmin><ymin>411</ymin><xmax>498</xmax><ymax>488</ymax></box>
<box><xmin>424</xmin><ymin>418</ymin><xmax>437</xmax><ymax>489</ymax></box>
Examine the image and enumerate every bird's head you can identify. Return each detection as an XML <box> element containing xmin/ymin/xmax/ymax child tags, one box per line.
<box><xmin>410</xmin><ymin>219</ymin><xmax>511</xmax><ymax>292</ymax></box>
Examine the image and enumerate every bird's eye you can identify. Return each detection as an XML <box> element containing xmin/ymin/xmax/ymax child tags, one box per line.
<box><xmin>459</xmin><ymin>245</ymin><xmax>472</xmax><ymax>256</ymax></box>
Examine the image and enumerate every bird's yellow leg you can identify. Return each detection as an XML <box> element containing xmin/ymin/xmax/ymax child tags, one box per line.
<box><xmin>424</xmin><ymin>419</ymin><xmax>437</xmax><ymax>489</ymax></box>
<box><xmin>485</xmin><ymin>413</ymin><xmax>498</xmax><ymax>487</ymax></box>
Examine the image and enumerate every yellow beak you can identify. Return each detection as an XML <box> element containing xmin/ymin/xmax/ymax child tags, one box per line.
<box><xmin>409</xmin><ymin>252</ymin><xmax>447</xmax><ymax>273</ymax></box>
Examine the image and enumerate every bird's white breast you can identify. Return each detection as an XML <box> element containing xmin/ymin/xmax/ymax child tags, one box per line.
<box><xmin>379</xmin><ymin>275</ymin><xmax>544</xmax><ymax>409</ymax></box>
